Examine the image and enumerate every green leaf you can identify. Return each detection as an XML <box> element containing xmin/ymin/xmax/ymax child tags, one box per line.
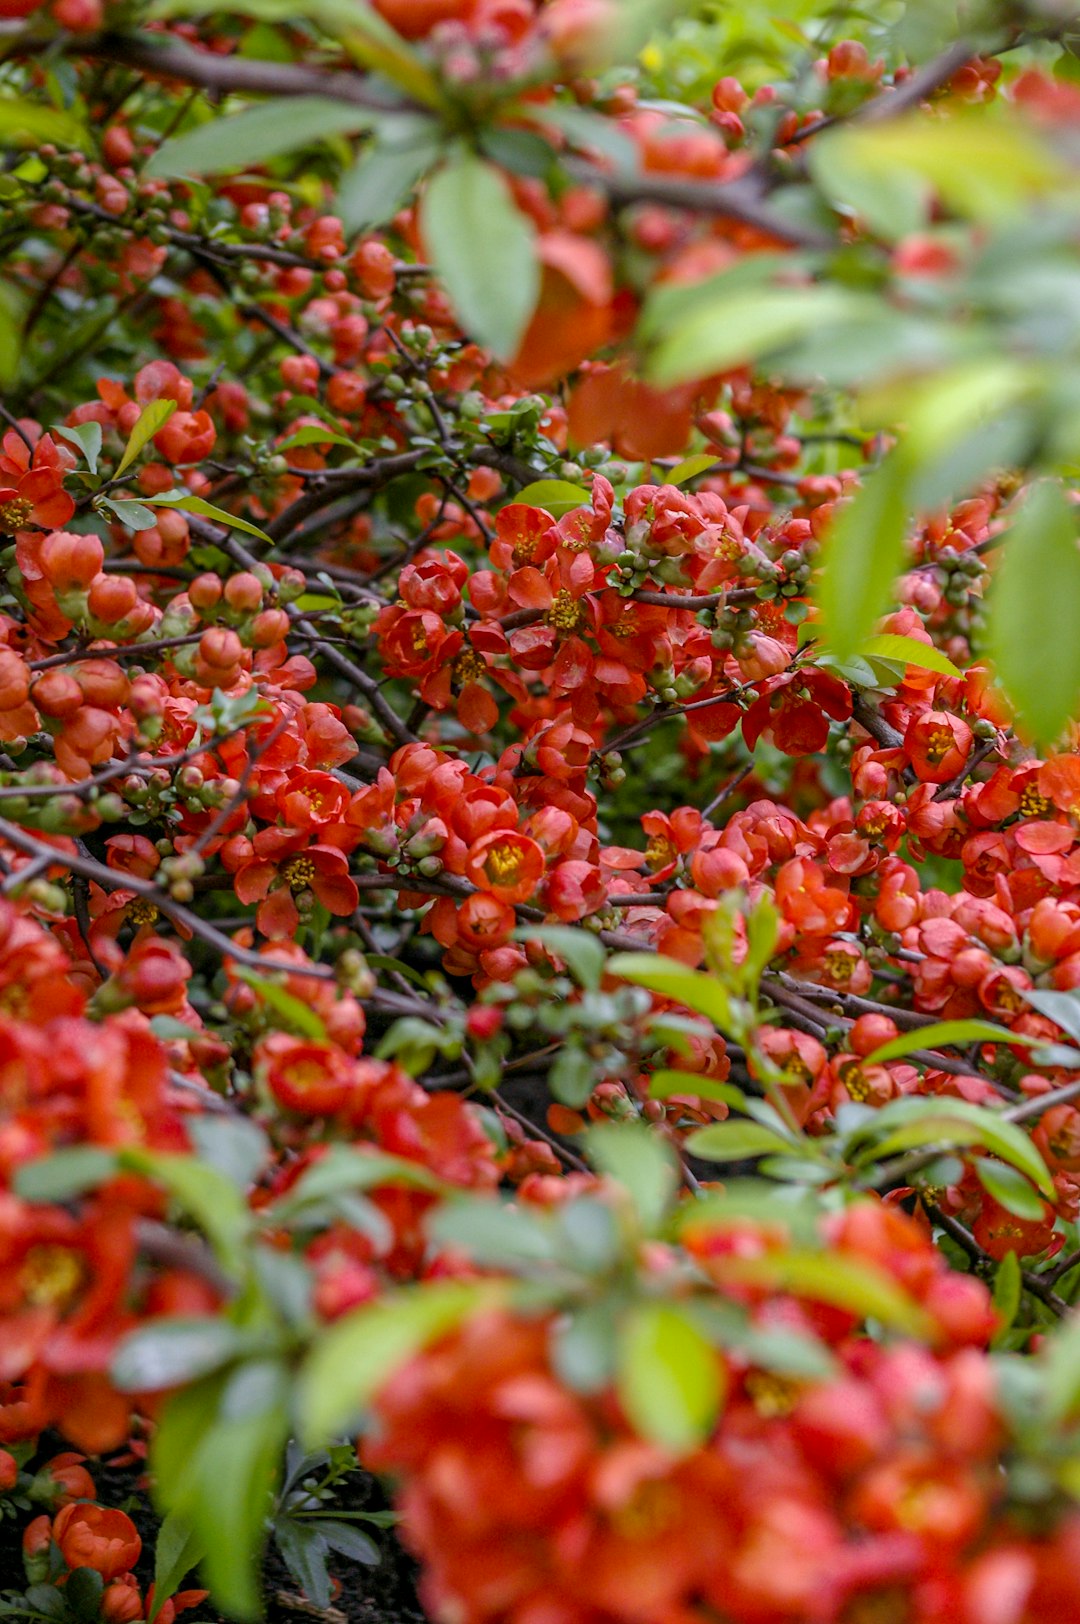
<box><xmin>647</xmin><ymin>285</ymin><xmax>859</xmax><ymax>388</ymax></box>
<box><xmin>299</xmin><ymin>1281</ymin><xmax>501</xmax><ymax>1445</ymax></box>
<box><xmin>991</xmin><ymin>1250</ymin><xmax>1022</xmax><ymax>1345</ymax></box>
<box><xmin>511</xmin><ymin>480</ymin><xmax>589</xmax><ymax>518</ymax></box>
<box><xmin>686</xmin><ymin>1121</ymin><xmax>797</xmax><ymax>1162</ymax></box>
<box><xmin>666</xmin><ymin>453</ymin><xmax>721</xmax><ymax>487</ymax></box>
<box><xmin>101</xmin><ymin>497</ymin><xmax>160</xmax><ymax>531</ymax></box>
<box><xmin>527</xmin><ymin>103</ymin><xmax>638</xmax><ymax>173</ymax></box>
<box><xmin>112</xmin><ymin>1318</ymin><xmax>247</xmax><ymax>1392</ymax></box>
<box><xmin>64</xmin><ymin>1568</ymin><xmax>104</xmax><ymax>1624</ymax></box>
<box><xmin>274</xmin><ymin>1517</ymin><xmax>331</xmax><ymax>1610</ymax></box>
<box><xmin>513</xmin><ymin>923</ymin><xmax>605</xmax><ymax>989</ymax></box>
<box><xmin>1025</xmin><ymin>987</ymin><xmax>1080</xmax><ymax>1045</ymax></box>
<box><xmin>115</xmin><ymin>399</ymin><xmax>177</xmax><ymax>477</ymax></box>
<box><xmin>854</xmin><ymin>1099</ymin><xmax>1055</xmax><ymax>1199</ymax></box>
<box><xmin>0</xmin><ymin>95</ymin><xmax>85</xmax><ymax>149</ymax></box>
<box><xmin>188</xmin><ymin>1115</ymin><xmax>269</xmax><ymax>1191</ymax></box>
<box><xmin>276</xmin><ymin>424</ymin><xmax>363</xmax><ymax>454</ymax></box>
<box><xmin>145</xmin><ymin>96</ymin><xmax>382</xmax><ymax>179</ymax></box>
<box><xmin>716</xmin><ymin>1247</ymin><xmax>936</xmax><ymax>1338</ymax></box>
<box><xmin>120</xmin><ymin>1149</ymin><xmax>252</xmax><ymax>1277</ymax></box>
<box><xmin>608</xmin><ymin>953</ymin><xmax>732</xmax><ymax>1033</ymax></box>
<box><xmin>1043</xmin><ymin>1311</ymin><xmax>1080</xmax><ymax>1422</ymax></box>
<box><xmin>54</xmin><ymin>420</ymin><xmax>102</xmax><ymax>475</ymax></box>
<box><xmin>420</xmin><ymin>153</ymin><xmax>539</xmax><ymax>361</ymax></box>
<box><xmin>13</xmin><ymin>1146</ymin><xmax>117</xmax><ymax>1203</ymax></box>
<box><xmin>149</xmin><ymin>1510</ymin><xmax>206</xmax><ymax>1624</ymax></box>
<box><xmin>585</xmin><ymin>1121</ymin><xmax>679</xmax><ymax>1233</ymax></box>
<box><xmin>975</xmin><ymin>1158</ymin><xmax>1048</xmax><ymax>1221</ymax></box>
<box><xmin>265</xmin><ymin>1144</ymin><xmax>441</xmax><ymax>1220</ymax></box>
<box><xmin>859</xmin><ymin>634</ymin><xmax>961</xmax><ymax>678</ymax></box>
<box><xmin>145</xmin><ymin>492</ymin><xmax>273</xmax><ymax>544</ymax></box>
<box><xmin>863</xmin><ymin>1019</ymin><xmax>1037</xmax><ymax>1065</ymax></box>
<box><xmin>988</xmin><ymin>480</ymin><xmax>1080</xmax><ymax>746</ymax></box>
<box><xmin>426</xmin><ymin>1196</ymin><xmax>556</xmax><ymax>1267</ymax></box>
<box><xmin>336</xmin><ymin>116</ymin><xmax>440</xmax><ymax>233</ymax></box>
<box><xmin>236</xmin><ymin>968</ymin><xmax>327</xmax><ymax>1041</ymax></box>
<box><xmin>809</xmin><ymin>122</ymin><xmax>929</xmax><ymax>239</ymax></box>
<box><xmin>647</xmin><ymin>1069</ymin><xmax>749</xmax><ymax>1109</ymax></box>
<box><xmin>815</xmin><ymin>455</ymin><xmax>910</xmax><ymax>661</ymax></box>
<box><xmin>617</xmin><ymin>1302</ymin><xmax>725</xmax><ymax>1451</ymax></box>
<box><xmin>549</xmin><ymin>1043</ymin><xmax>595</xmax><ymax>1107</ymax></box>
<box><xmin>0</xmin><ymin>281</ymin><xmax>22</xmax><ymax>387</ymax></box>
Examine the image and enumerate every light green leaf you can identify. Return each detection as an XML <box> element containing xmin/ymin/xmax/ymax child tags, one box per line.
<box><xmin>988</xmin><ymin>481</ymin><xmax>1080</xmax><ymax>746</ymax></box>
<box><xmin>647</xmin><ymin>1069</ymin><xmax>749</xmax><ymax>1109</ymax></box>
<box><xmin>975</xmin><ymin>1158</ymin><xmax>1048</xmax><ymax>1221</ymax></box>
<box><xmin>809</xmin><ymin>122</ymin><xmax>929</xmax><ymax>239</ymax></box>
<box><xmin>1025</xmin><ymin>987</ymin><xmax>1080</xmax><ymax>1045</ymax></box>
<box><xmin>101</xmin><ymin>497</ymin><xmax>159</xmax><ymax>531</ymax></box>
<box><xmin>120</xmin><ymin>1149</ymin><xmax>252</xmax><ymax>1276</ymax></box>
<box><xmin>815</xmin><ymin>455</ymin><xmax>910</xmax><ymax>660</ymax></box>
<box><xmin>13</xmin><ymin>1146</ymin><xmax>118</xmax><ymax>1203</ymax></box>
<box><xmin>115</xmin><ymin>399</ymin><xmax>177</xmax><ymax>478</ymax></box>
<box><xmin>585</xmin><ymin>1121</ymin><xmax>680</xmax><ymax>1233</ymax></box>
<box><xmin>666</xmin><ymin>453</ymin><xmax>720</xmax><ymax>487</ymax></box>
<box><xmin>54</xmin><ymin>420</ymin><xmax>102</xmax><ymax>475</ymax></box>
<box><xmin>149</xmin><ymin>1510</ymin><xmax>206</xmax><ymax>1624</ymax></box>
<box><xmin>647</xmin><ymin>285</ymin><xmax>858</xmax><ymax>388</ymax></box>
<box><xmin>715</xmin><ymin>1247</ymin><xmax>935</xmax><ymax>1338</ymax></box>
<box><xmin>427</xmin><ymin>1197</ymin><xmax>556</xmax><ymax>1267</ymax></box>
<box><xmin>617</xmin><ymin>1302</ymin><xmax>725</xmax><ymax>1451</ymax></box>
<box><xmin>145</xmin><ymin>95</ymin><xmax>381</xmax><ymax>179</ymax></box>
<box><xmin>608</xmin><ymin>953</ymin><xmax>732</xmax><ymax>1033</ymax></box>
<box><xmin>420</xmin><ymin>153</ymin><xmax>539</xmax><ymax>360</ymax></box>
<box><xmin>513</xmin><ymin>924</ymin><xmax>605</xmax><ymax>989</ymax></box>
<box><xmin>236</xmin><ymin>968</ymin><xmax>327</xmax><ymax>1041</ymax></box>
<box><xmin>299</xmin><ymin>1281</ymin><xmax>501</xmax><ymax>1444</ymax></box>
<box><xmin>991</xmin><ymin>1250</ymin><xmax>1022</xmax><ymax>1345</ymax></box>
<box><xmin>112</xmin><ymin>1318</ymin><xmax>247</xmax><ymax>1392</ymax></box>
<box><xmin>859</xmin><ymin>634</ymin><xmax>961</xmax><ymax>678</ymax></box>
<box><xmin>276</xmin><ymin>424</ymin><xmax>363</xmax><ymax>454</ymax></box>
<box><xmin>265</xmin><ymin>1144</ymin><xmax>440</xmax><ymax>1221</ymax></box>
<box><xmin>854</xmin><ymin>1099</ymin><xmax>1055</xmax><ymax>1199</ymax></box>
<box><xmin>511</xmin><ymin>480</ymin><xmax>589</xmax><ymax>517</ymax></box>
<box><xmin>0</xmin><ymin>95</ymin><xmax>85</xmax><ymax>149</ymax></box>
<box><xmin>864</xmin><ymin>1019</ymin><xmax>1037</xmax><ymax>1065</ymax></box>
<box><xmin>336</xmin><ymin>116</ymin><xmax>440</xmax><ymax>233</ymax></box>
<box><xmin>145</xmin><ymin>492</ymin><xmax>273</xmax><ymax>545</ymax></box>
<box><xmin>686</xmin><ymin>1121</ymin><xmax>797</xmax><ymax>1162</ymax></box>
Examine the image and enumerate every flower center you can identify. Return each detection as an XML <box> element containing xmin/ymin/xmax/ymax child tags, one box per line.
<box><xmin>128</xmin><ymin>897</ymin><xmax>159</xmax><ymax>926</ymax></box>
<box><xmin>283</xmin><ymin>855</ymin><xmax>317</xmax><ymax>892</ymax></box>
<box><xmin>924</xmin><ymin>726</ymin><xmax>955</xmax><ymax>765</ymax></box>
<box><xmin>824</xmin><ymin>948</ymin><xmax>856</xmax><ymax>982</ymax></box>
<box><xmin>484</xmin><ymin>842</ymin><xmax>523</xmax><ymax>886</ymax></box>
<box><xmin>546</xmin><ymin>589</ymin><xmax>584</xmax><ymax>634</ymax></box>
<box><xmin>1020</xmin><ymin>785</ymin><xmax>1051</xmax><ymax>818</ymax></box>
<box><xmin>0</xmin><ymin>496</ymin><xmax>33</xmax><ymax>532</ymax></box>
<box><xmin>838</xmin><ymin>1059</ymin><xmax>870</xmax><ymax>1102</ymax></box>
<box><xmin>453</xmin><ymin>648</ymin><xmax>486</xmax><ymax>685</ymax></box>
<box><xmin>745</xmin><ymin>1370</ymin><xmax>800</xmax><ymax>1417</ymax></box>
<box><xmin>20</xmin><ymin>1244</ymin><xmax>86</xmax><ymax>1309</ymax></box>
<box><xmin>645</xmin><ymin>833</ymin><xmax>677</xmax><ymax>871</ymax></box>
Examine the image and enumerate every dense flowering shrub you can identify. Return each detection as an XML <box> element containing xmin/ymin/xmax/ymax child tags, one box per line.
<box><xmin>6</xmin><ymin>1</ymin><xmax>1080</xmax><ymax>1622</ymax></box>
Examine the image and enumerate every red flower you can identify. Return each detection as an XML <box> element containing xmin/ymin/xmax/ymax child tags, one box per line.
<box><xmin>905</xmin><ymin>710</ymin><xmax>973</xmax><ymax>783</ymax></box>
<box><xmin>53</xmin><ymin>1502</ymin><xmax>142</xmax><ymax>1581</ymax></box>
<box><xmin>226</xmin><ymin>830</ymin><xmax>359</xmax><ymax>938</ymax></box>
<box><xmin>0</xmin><ymin>431</ymin><xmax>74</xmax><ymax>534</ymax></box>
<box><xmin>465</xmin><ymin>829</ymin><xmax>546</xmax><ymax>903</ymax></box>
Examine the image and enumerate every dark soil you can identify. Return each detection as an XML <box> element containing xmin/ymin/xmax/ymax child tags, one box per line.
<box><xmin>0</xmin><ymin>1434</ymin><xmax>427</xmax><ymax>1624</ymax></box>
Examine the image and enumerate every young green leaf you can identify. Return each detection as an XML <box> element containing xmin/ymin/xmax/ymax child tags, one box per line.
<box><xmin>608</xmin><ymin>953</ymin><xmax>733</xmax><ymax>1033</ymax></box>
<box><xmin>145</xmin><ymin>492</ymin><xmax>273</xmax><ymax>544</ymax></box>
<box><xmin>975</xmin><ymin>1158</ymin><xmax>1048</xmax><ymax>1221</ymax></box>
<box><xmin>585</xmin><ymin>1121</ymin><xmax>679</xmax><ymax>1233</ymax></box>
<box><xmin>236</xmin><ymin>968</ymin><xmax>328</xmax><ymax>1041</ymax></box>
<box><xmin>647</xmin><ymin>285</ymin><xmax>859</xmax><ymax>388</ymax></box>
<box><xmin>863</xmin><ymin>1019</ymin><xmax>1037</xmax><ymax>1065</ymax></box>
<box><xmin>511</xmin><ymin>479</ymin><xmax>590</xmax><ymax>517</ymax></box>
<box><xmin>715</xmin><ymin>1248</ymin><xmax>936</xmax><ymax>1338</ymax></box>
<box><xmin>149</xmin><ymin>1510</ymin><xmax>206</xmax><ymax>1624</ymax></box>
<box><xmin>513</xmin><ymin>923</ymin><xmax>605</xmax><ymax>989</ymax></box>
<box><xmin>617</xmin><ymin>1301</ymin><xmax>726</xmax><ymax>1451</ymax></box>
<box><xmin>336</xmin><ymin>117</ymin><xmax>441</xmax><ymax>233</ymax></box>
<box><xmin>115</xmin><ymin>399</ymin><xmax>177</xmax><ymax>477</ymax></box>
<box><xmin>145</xmin><ymin>96</ymin><xmax>382</xmax><ymax>179</ymax></box>
<box><xmin>686</xmin><ymin>1121</ymin><xmax>799</xmax><ymax>1162</ymax></box>
<box><xmin>13</xmin><ymin>1146</ymin><xmax>118</xmax><ymax>1203</ymax></box>
<box><xmin>988</xmin><ymin>480</ymin><xmax>1080</xmax><ymax>746</ymax></box>
<box><xmin>420</xmin><ymin>154</ymin><xmax>539</xmax><ymax>361</ymax></box>
<box><xmin>299</xmin><ymin>1281</ymin><xmax>502</xmax><ymax>1445</ymax></box>
<box><xmin>859</xmin><ymin>634</ymin><xmax>961</xmax><ymax>678</ymax></box>
<box><xmin>815</xmin><ymin>454</ymin><xmax>910</xmax><ymax>660</ymax></box>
